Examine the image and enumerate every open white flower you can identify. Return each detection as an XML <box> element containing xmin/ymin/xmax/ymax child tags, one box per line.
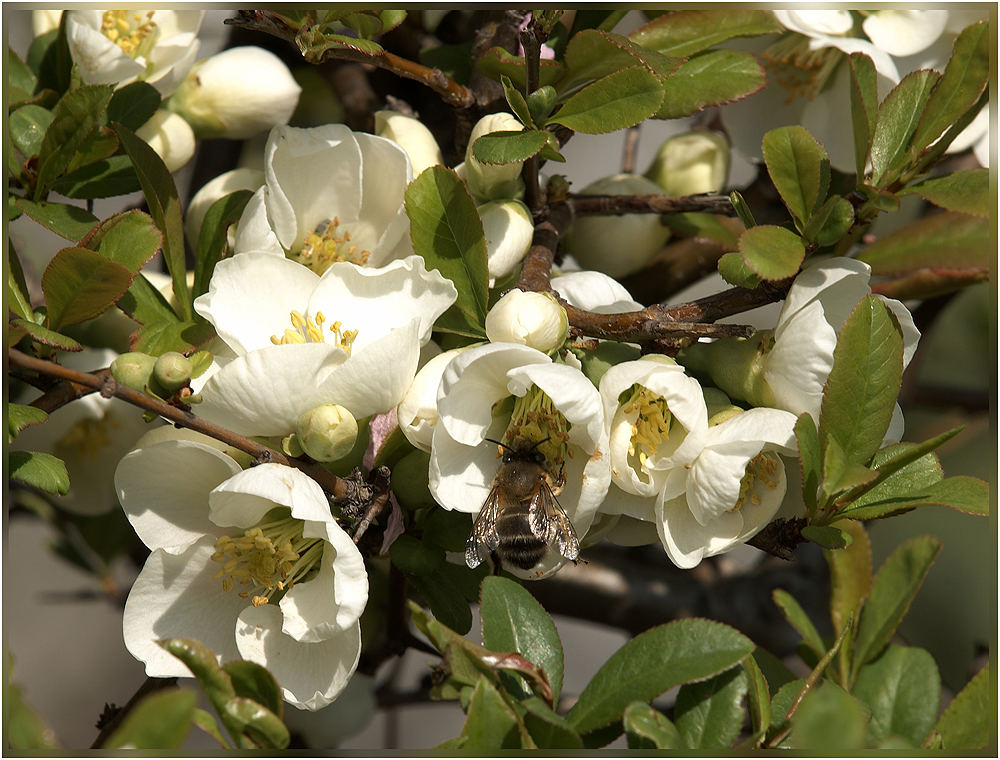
<box><xmin>65</xmin><ymin>10</ymin><xmax>203</xmax><ymax>95</ymax></box>
<box><xmin>116</xmin><ymin>435</ymin><xmax>367</xmax><ymax>710</ymax></box>
<box><xmin>193</xmin><ymin>252</ymin><xmax>456</xmax><ymax>437</ymax></box>
<box><xmin>397</xmin><ymin>347</ymin><xmax>468</xmax><ymax>452</ymax></box>
<box><xmin>233</xmin><ymin>124</ymin><xmax>414</xmax><ymax>270</ymax></box>
<box><xmin>428</xmin><ymin>343</ymin><xmax>610</xmax><ymax>579</ymax></box>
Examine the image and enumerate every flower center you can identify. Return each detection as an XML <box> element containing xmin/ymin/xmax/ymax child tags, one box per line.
<box><xmin>619</xmin><ymin>384</ymin><xmax>674</xmax><ymax>470</ymax></box>
<box><xmin>731</xmin><ymin>451</ymin><xmax>782</xmax><ymax>512</ymax></box>
<box><xmin>502</xmin><ymin>384</ymin><xmax>571</xmax><ymax>479</ymax></box>
<box><xmin>211</xmin><ymin>510</ymin><xmax>324</xmax><ymax>607</ymax></box>
<box><xmin>53</xmin><ymin>411</ymin><xmax>121</xmax><ymax>461</ymax></box>
<box><xmin>269</xmin><ymin>310</ymin><xmax>358</xmax><ymax>354</ymax></box>
<box><xmin>101</xmin><ymin>10</ymin><xmax>159</xmax><ymax>58</ymax></box>
<box><xmin>290</xmin><ymin>217</ymin><xmax>372</xmax><ymax>275</ymax></box>
<box><xmin>762</xmin><ymin>34</ymin><xmax>843</xmax><ymax>103</ymax></box>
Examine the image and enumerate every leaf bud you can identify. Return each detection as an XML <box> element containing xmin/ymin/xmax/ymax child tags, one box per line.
<box><xmin>296</xmin><ymin>404</ymin><xmax>359</xmax><ymax>462</ymax></box>
<box><xmin>526</xmin><ymin>85</ymin><xmax>558</xmax><ymax>124</ymax></box>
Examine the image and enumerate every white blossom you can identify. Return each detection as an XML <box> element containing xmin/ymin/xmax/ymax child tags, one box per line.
<box><xmin>135</xmin><ymin>109</ymin><xmax>195</xmax><ymax>172</ymax></box>
<box><xmin>374</xmin><ymin>110</ymin><xmax>444</xmax><ymax>176</ymax></box>
<box><xmin>397</xmin><ymin>348</ymin><xmax>468</xmax><ymax>452</ymax></box>
<box><xmin>185</xmin><ymin>168</ymin><xmax>266</xmax><ymax>252</ymax></box>
<box><xmin>478</xmin><ymin>199</ymin><xmax>534</xmax><ymax>283</ymax></box>
<box><xmin>485</xmin><ymin>290</ymin><xmax>568</xmax><ymax>354</ymax></box>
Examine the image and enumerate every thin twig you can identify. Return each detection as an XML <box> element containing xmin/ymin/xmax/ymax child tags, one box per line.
<box><xmin>621</xmin><ymin>125</ymin><xmax>640</xmax><ymax>174</ymax></box>
<box><xmin>570</xmin><ymin>192</ymin><xmax>737</xmax><ymax>216</ymax></box>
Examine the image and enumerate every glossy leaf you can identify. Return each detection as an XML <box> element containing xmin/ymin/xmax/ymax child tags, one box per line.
<box><xmin>844</xmin><ymin>475</ymin><xmax>989</xmax><ymax>521</ymax></box>
<box><xmin>623</xmin><ymin>702</ymin><xmax>681</xmax><ymax>749</ymax></box>
<box><xmin>851</xmin><ymin>536</ymin><xmax>941</xmax><ymax>676</ymax></box>
<box><xmin>64</xmin><ymin>126</ymin><xmax>118</xmax><ymax>174</ymax></box>
<box><xmin>801</xmin><ymin>525</ymin><xmax>852</xmax><ymax>549</ymax></box>
<box><xmin>738</xmin><ymin>224</ymin><xmax>805</xmax><ymax>281</ymax></box>
<box><xmin>472</xmin><ymin>130</ymin><xmax>550</xmax><ymax>165</ymax></box>
<box><xmin>768</xmin><ymin>677</ymin><xmax>806</xmax><ymax>730</ymax></box>
<box><xmin>898</xmin><ymin>168</ymin><xmax>988</xmax><ymax>219</ymax></box>
<box><xmin>481</xmin><ymin>575</ymin><xmax>564</xmax><ymax>701</ymax></box>
<box><xmin>857</xmin><ymin>211</ymin><xmax>990</xmax><ymax>276</ymax></box>
<box><xmin>717</xmin><ymin>251</ymin><xmax>761</xmax><ymax>289</ymax></box>
<box><xmin>743</xmin><ymin>656</ymin><xmax>771</xmax><ymax>746</ymax></box>
<box><xmin>628</xmin><ymin>9</ymin><xmax>783</xmax><ymax>57</ymax></box>
<box><xmin>405</xmin><ymin>166</ymin><xmax>488</xmax><ymax>337</ymax></box>
<box><xmin>8</xmin><ymin>403</ymin><xmax>48</xmax><ymax>444</ymax></box>
<box><xmin>566</xmin><ymin>618</ymin><xmax>754</xmax><ymax>735</ymax></box>
<box><xmin>819</xmin><ymin>296</ymin><xmax>904</xmax><ymax>467</ymax></box>
<box><xmin>160</xmin><ymin>638</ymin><xmax>236</xmax><ymax>708</ymax></box>
<box><xmin>50</xmin><ymin>154</ymin><xmax>142</xmax><ymax>199</ymax></box>
<box><xmin>9</xmin><ymin>318</ymin><xmax>82</xmax><ymax>351</ymax></box>
<box><xmin>546</xmin><ymin>67</ymin><xmax>664</xmax><ymax>134</ymax></box>
<box><xmin>9</xmin><ymin>450</ymin><xmax>69</xmax><ymax>495</ymax></box>
<box><xmin>102</xmin><ymin>689</ymin><xmax>196</xmax><ymax>749</ymax></box>
<box><xmin>460</xmin><ymin>678</ymin><xmax>523</xmax><ymax>750</ymax></box>
<box><xmin>32</xmin><ymin>21</ymin><xmax>71</xmax><ymax>94</ymax></box>
<box><xmin>222</xmin><ymin>698</ymin><xmax>289</xmax><ymax>750</ymax></box>
<box><xmin>771</xmin><ymin>589</ymin><xmax>824</xmax><ymax>658</ymax></box>
<box><xmin>674</xmin><ymin>667</ymin><xmax>748</xmax><ymax>749</ymax></box>
<box><xmin>12</xmin><ymin>198</ymin><xmax>98</xmax><ymax>242</ymax></box>
<box><xmin>7</xmin><ymin>46</ymin><xmax>37</xmax><ymax>101</ymax></box>
<box><xmin>192</xmin><ymin>189</ymin><xmax>254</xmax><ymax>300</ymax></box>
<box><xmin>930</xmin><ymin>664</ymin><xmax>991</xmax><ymax>750</ymax></box>
<box><xmin>223</xmin><ymin>661</ymin><xmax>283</xmax><ymax>718</ymax></box>
<box><xmin>848</xmin><ymin>53</ymin><xmax>879</xmax><ymax>178</ymax></box>
<box><xmin>802</xmin><ymin>196</ymin><xmax>854</xmax><ymax>247</ymax></box>
<box><xmin>9</xmin><ymin>104</ymin><xmax>53</xmax><ymax>158</ymax></box>
<box><xmin>794</xmin><ymin>413</ymin><xmax>821</xmax><ymax>513</ymax></box>
<box><xmin>409</xmin><ymin>570</ymin><xmax>473</xmax><ymax>635</ymax></box>
<box><xmin>106</xmin><ymin>81</ymin><xmax>161</xmax><ymax>131</ymax></box>
<box><xmin>118</xmin><ymin>271</ymin><xmax>181</xmax><ymax>326</ymax></box>
<box><xmin>521</xmin><ymin>696</ymin><xmax>583</xmax><ymax>749</ymax></box>
<box><xmin>83</xmin><ymin>210</ymin><xmax>163</xmax><ymax>273</ymax></box>
<box><xmin>475</xmin><ymin>47</ymin><xmax>564</xmax><ymax>90</ymax></box>
<box><xmin>762</xmin><ymin>126</ymin><xmax>830</xmax><ymax>226</ymax></box>
<box><xmin>7</xmin><ymin>252</ymin><xmax>33</xmax><ymax>320</ymax></box>
<box><xmin>131</xmin><ymin>318</ymin><xmax>215</xmax><ymax>357</ymax></box>
<box><xmin>789</xmin><ymin>682</ymin><xmax>868</xmax><ymax>751</ymax></box>
<box><xmin>869</xmin><ymin>70</ymin><xmax>939</xmax><ymax>187</ymax></box>
<box><xmin>41</xmin><ymin>246</ymin><xmax>133</xmax><ymax>330</ymax></box>
<box><xmin>655</xmin><ymin>49</ymin><xmax>765</xmax><ymax>119</ymax></box>
<box><xmin>559</xmin><ymin>29</ymin><xmax>682</xmax><ymax>92</ymax></box>
<box><xmin>500</xmin><ymin>75</ymin><xmax>533</xmax><ymax>126</ymax></box>
<box><xmin>853</xmin><ymin>645</ymin><xmax>940</xmax><ymax>746</ymax></box>
<box><xmin>752</xmin><ymin>647</ymin><xmax>795</xmax><ymax>695</ymax></box>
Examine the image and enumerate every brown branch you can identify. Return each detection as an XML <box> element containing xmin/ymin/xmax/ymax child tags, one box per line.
<box><xmin>570</xmin><ymin>192</ymin><xmax>737</xmax><ymax>217</ymax></box>
<box><xmin>621</xmin><ymin>125</ymin><xmax>641</xmax><ymax>174</ymax></box>
<box><xmin>9</xmin><ymin>348</ymin><xmax>349</xmax><ymax>498</ymax></box>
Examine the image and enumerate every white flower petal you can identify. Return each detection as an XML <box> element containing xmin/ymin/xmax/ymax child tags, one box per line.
<box><xmin>774</xmin><ymin>10</ymin><xmax>853</xmax><ymax>36</ymax></box>
<box><xmin>604</xmin><ymin>513</ymin><xmax>659</xmax><ymax>546</ymax></box>
<box><xmin>233</xmin><ymin>187</ymin><xmax>285</xmax><ymax>256</ymax></box>
<box><xmin>66</xmin><ymin>12</ymin><xmax>145</xmax><ymax>85</ymax></box>
<box><xmin>880</xmin><ymin>295</ymin><xmax>921</xmax><ymax>368</ymax></box>
<box><xmin>353</xmin><ymin>132</ymin><xmax>412</xmax><ymax>256</ymax></box>
<box><xmin>428</xmin><ymin>424</ymin><xmax>503</xmax><ymax>514</ymax></box>
<box><xmin>766</xmin><ymin>301</ymin><xmax>837</xmax><ymax>419</ymax></box>
<box><xmin>508</xmin><ymin>362</ymin><xmax>604</xmax><ymax>453</ymax></box>
<box><xmin>398</xmin><ymin>348</ymin><xmax>463</xmax><ymax>452</ymax></box>
<box><xmin>862</xmin><ymin>11</ymin><xmax>948</xmax><ymax>58</ymax></box>
<box><xmin>655</xmin><ymin>493</ymin><xmax>717</xmax><ymax>569</ymax></box>
<box><xmin>208</xmin><ymin>463</ymin><xmax>330</xmax><ymax>530</ymax></box>
<box><xmin>551</xmin><ymin>271</ymin><xmax>642</xmax><ymax>313</ymax></box>
<box><xmin>686</xmin><ymin>440</ymin><xmax>764</xmax><ymax>525</ymax></box>
<box><xmin>777</xmin><ymin>257</ymin><xmax>872</xmax><ymax>331</ymax></box>
<box><xmin>236</xmin><ymin>605</ymin><xmax>361</xmax><ymax>711</ymax></box>
<box><xmin>706</xmin><ymin>406</ymin><xmax>798</xmax><ymax>453</ymax></box>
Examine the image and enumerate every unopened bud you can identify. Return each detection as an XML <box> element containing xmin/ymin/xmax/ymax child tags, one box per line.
<box><xmin>485</xmin><ymin>290</ymin><xmax>569</xmax><ymax>354</ymax></box>
<box><xmin>111</xmin><ymin>352</ymin><xmax>157</xmax><ymax>392</ymax></box>
<box><xmin>374</xmin><ymin>110</ymin><xmax>443</xmax><ymax>176</ymax></box>
<box><xmin>644</xmin><ymin>130</ymin><xmax>730</xmax><ymax>196</ymax></box>
<box><xmin>296</xmin><ymin>404</ymin><xmax>359</xmax><ymax>462</ymax></box>
<box><xmin>135</xmin><ymin>110</ymin><xmax>196</xmax><ymax>173</ymax></box>
<box><xmin>464</xmin><ymin>112</ymin><xmax>525</xmax><ymax>201</ymax></box>
<box><xmin>153</xmin><ymin>352</ymin><xmax>193</xmax><ymax>392</ymax></box>
<box><xmin>478</xmin><ymin>199</ymin><xmax>534</xmax><ymax>282</ymax></box>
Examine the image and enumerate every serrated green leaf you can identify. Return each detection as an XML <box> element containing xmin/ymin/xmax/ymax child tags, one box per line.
<box><xmin>819</xmin><ymin>296</ymin><xmax>904</xmax><ymax>467</ymax></box>
<box><xmin>160</xmin><ymin>638</ymin><xmax>235</xmax><ymax>707</ymax></box>
<box><xmin>9</xmin><ymin>104</ymin><xmax>53</xmax><ymax>159</ymax></box>
<box><xmin>103</xmin><ymin>689</ymin><xmax>196</xmax><ymax>749</ymax></box>
<box><xmin>743</xmin><ymin>656</ymin><xmax>770</xmax><ymax>746</ymax></box>
<box><xmin>461</xmin><ymin>678</ymin><xmax>523</xmax><ymax>749</ymax></box>
<box><xmin>130</xmin><ymin>318</ymin><xmax>216</xmax><ymax>357</ymax></box>
<box><xmin>772</xmin><ymin>589</ymin><xmax>824</xmax><ymax>658</ymax></box>
<box><xmin>480</xmin><ymin>575</ymin><xmax>564</xmax><ymax>701</ymax></box>
<box><xmin>843</xmin><ymin>475</ymin><xmax>989</xmax><ymax>520</ymax></box>
<box><xmin>547</xmin><ymin>67</ymin><xmax>664</xmax><ymax>134</ymax></box>
<box><xmin>192</xmin><ymin>189</ymin><xmax>254</xmax><ymax>300</ymax></box>
<box><xmin>674</xmin><ymin>667</ymin><xmax>748</xmax><ymax>749</ymax></box>
<box><xmin>117</xmin><ymin>271</ymin><xmax>179</xmax><ymax>326</ymax></box>
<box><xmin>856</xmin><ymin>211</ymin><xmax>990</xmax><ymax>276</ymax></box>
<box><xmin>802</xmin><ymin>195</ymin><xmax>854</xmax><ymax>247</ymax></box>
<box><xmin>854</xmin><ymin>645</ymin><xmax>940</xmax><ymax>746</ymax></box>
<box><xmin>851</xmin><ymin>536</ymin><xmax>941</xmax><ymax>677</ymax></box>
<box><xmin>106</xmin><ymin>81</ymin><xmax>161</xmax><ymax>131</ymax></box>
<box><xmin>752</xmin><ymin>647</ymin><xmax>795</xmax><ymax>696</ymax></box>
<box><xmin>472</xmin><ymin>130</ymin><xmax>550</xmax><ymax>165</ymax></box>
<box><xmin>794</xmin><ymin>413</ymin><xmax>821</xmax><ymax>514</ymax></box>
<box><xmin>12</xmin><ymin>198</ymin><xmax>98</xmax><ymax>242</ymax></box>
<box><xmin>566</xmin><ymin>618</ymin><xmax>754</xmax><ymax>734</ymax></box>
<box><xmin>84</xmin><ymin>209</ymin><xmax>163</xmax><ymax>273</ymax></box>
<box><xmin>823</xmin><ymin>520</ymin><xmax>871</xmax><ymax>645</ymax></box>
<box><xmin>8</xmin><ymin>46</ymin><xmax>37</xmax><ymax>99</ymax></box>
<box><xmin>7</xmin><ymin>250</ymin><xmax>33</xmax><ymax>320</ymax></box>
<box><xmin>50</xmin><ymin>154</ymin><xmax>142</xmax><ymax>199</ymax></box>
<box><xmin>9</xmin><ymin>318</ymin><xmax>83</xmax><ymax>351</ymax></box>
<box><xmin>522</xmin><ymin>696</ymin><xmax>583</xmax><ymax>749</ymax></box>
<box><xmin>64</xmin><ymin>125</ymin><xmax>118</xmax><ymax>174</ymax></box>
<box><xmin>848</xmin><ymin>53</ymin><xmax>879</xmax><ymax>178</ymax></box>
<box><xmin>930</xmin><ymin>664</ymin><xmax>990</xmax><ymax>749</ymax></box>
<box><xmin>191</xmin><ymin>708</ymin><xmax>229</xmax><ymax>749</ymax></box>
<box><xmin>623</xmin><ymin>701</ymin><xmax>681</xmax><ymax>749</ymax></box>
<box><xmin>5</xmin><ymin>673</ymin><xmax>60</xmax><ymax>749</ymax></box>
<box><xmin>898</xmin><ymin>168</ymin><xmax>988</xmax><ymax>219</ymax></box>
<box><xmin>717</xmin><ymin>251</ymin><xmax>762</xmax><ymax>288</ymax></box>
<box><xmin>223</xmin><ymin>661</ymin><xmax>283</xmax><ymax>718</ymax></box>
<box><xmin>838</xmin><ymin>439</ymin><xmax>945</xmax><ymax>518</ymax></box>
<box><xmin>869</xmin><ymin>70</ymin><xmax>940</xmax><ymax>188</ymax></box>
<box><xmin>41</xmin><ymin>246</ymin><xmax>133</xmax><ymax>330</ymax></box>
<box><xmin>629</xmin><ymin>9</ymin><xmax>783</xmax><ymax>57</ymax></box>
<box><xmin>762</xmin><ymin>126</ymin><xmax>830</xmax><ymax>226</ymax></box>
<box><xmin>738</xmin><ymin>224</ymin><xmax>805</xmax><ymax>281</ymax></box>
<box><xmin>909</xmin><ymin>22</ymin><xmax>989</xmax><ymax>161</ymax></box>
<box><xmin>410</xmin><ymin>571</ymin><xmax>473</xmax><ymax>635</ymax></box>
<box><xmin>500</xmin><ymin>75</ymin><xmax>533</xmax><ymax>126</ymax></box>
<box><xmin>559</xmin><ymin>29</ymin><xmax>682</xmax><ymax>93</ymax></box>
<box><xmin>655</xmin><ymin>49</ymin><xmax>765</xmax><ymax>119</ymax></box>
<box><xmin>768</xmin><ymin>677</ymin><xmax>806</xmax><ymax>730</ymax></box>
<box><xmin>789</xmin><ymin>681</ymin><xmax>868</xmax><ymax>750</ymax></box>
<box><xmin>475</xmin><ymin>47</ymin><xmax>564</xmax><ymax>90</ymax></box>
<box><xmin>32</xmin><ymin>20</ymin><xmax>71</xmax><ymax>94</ymax></box>
<box><xmin>113</xmin><ymin>122</ymin><xmax>189</xmax><ymax>319</ymax></box>
<box><xmin>8</xmin><ymin>404</ymin><xmax>48</xmax><ymax>445</ymax></box>
<box><xmin>404</xmin><ymin>166</ymin><xmax>488</xmax><ymax>338</ymax></box>
<box><xmin>802</xmin><ymin>524</ymin><xmax>852</xmax><ymax>549</ymax></box>
<box><xmin>390</xmin><ymin>534</ymin><xmax>445</xmax><ymax>575</ymax></box>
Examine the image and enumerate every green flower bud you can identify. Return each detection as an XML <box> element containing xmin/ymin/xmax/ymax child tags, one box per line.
<box><xmin>296</xmin><ymin>404</ymin><xmax>359</xmax><ymax>462</ymax></box>
<box><xmin>678</xmin><ymin>332</ymin><xmax>777</xmax><ymax>409</ymax></box>
<box><xmin>152</xmin><ymin>352</ymin><xmax>193</xmax><ymax>393</ymax></box>
<box><xmin>644</xmin><ymin>130</ymin><xmax>730</xmax><ymax>196</ymax></box>
<box><xmin>110</xmin><ymin>352</ymin><xmax>157</xmax><ymax>392</ymax></box>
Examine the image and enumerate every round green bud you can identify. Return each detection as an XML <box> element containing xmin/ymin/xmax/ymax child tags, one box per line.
<box><xmin>296</xmin><ymin>404</ymin><xmax>359</xmax><ymax>462</ymax></box>
<box><xmin>110</xmin><ymin>352</ymin><xmax>157</xmax><ymax>392</ymax></box>
<box><xmin>152</xmin><ymin>351</ymin><xmax>194</xmax><ymax>393</ymax></box>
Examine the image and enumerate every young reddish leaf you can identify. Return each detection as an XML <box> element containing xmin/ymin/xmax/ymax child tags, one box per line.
<box><xmin>897</xmin><ymin>168</ymin><xmax>988</xmax><ymax>219</ymax></box>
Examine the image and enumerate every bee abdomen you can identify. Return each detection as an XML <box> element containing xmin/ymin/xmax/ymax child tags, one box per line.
<box><xmin>495</xmin><ymin>511</ymin><xmax>547</xmax><ymax>570</ymax></box>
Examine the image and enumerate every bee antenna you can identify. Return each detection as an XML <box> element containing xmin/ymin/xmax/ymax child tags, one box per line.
<box><xmin>484</xmin><ymin>437</ymin><xmax>513</xmax><ymax>452</ymax></box>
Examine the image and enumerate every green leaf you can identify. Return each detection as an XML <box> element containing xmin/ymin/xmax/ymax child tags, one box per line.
<box><xmin>192</xmin><ymin>708</ymin><xmax>230</xmax><ymax>749</ymax></box>
<box><xmin>843</xmin><ymin>475</ymin><xmax>989</xmax><ymax>520</ymax></box>
<box><xmin>500</xmin><ymin>75</ymin><xmax>533</xmax><ymax>126</ymax></box>
<box><xmin>474</xmin><ymin>47</ymin><xmax>564</xmax><ymax>90</ymax></box>
<box><xmin>50</xmin><ymin>154</ymin><xmax>142</xmax><ymax>199</ymax></box>
<box><xmin>623</xmin><ymin>701</ymin><xmax>681</xmax><ymax>749</ymax></box>
<box><xmin>223</xmin><ymin>661</ymin><xmax>284</xmax><ymax>718</ymax></box>
<box><xmin>460</xmin><ymin>678</ymin><xmax>523</xmax><ymax>749</ymax></box>
<box><xmin>106</xmin><ymin>81</ymin><xmax>161</xmax><ymax>131</ymax></box>
<box><xmin>752</xmin><ymin>647</ymin><xmax>795</xmax><ymax>695</ymax></box>
<box><xmin>64</xmin><ymin>125</ymin><xmax>118</xmax><ymax>174</ymax></box>
<box><xmin>84</xmin><ymin>209</ymin><xmax>163</xmax><ymax>273</ymax></box>
<box><xmin>12</xmin><ymin>198</ymin><xmax>98</xmax><ymax>242</ymax></box>
<box><xmin>8</xmin><ymin>403</ymin><xmax>48</xmax><ymax>444</ymax></box>
<box><xmin>628</xmin><ymin>9</ymin><xmax>783</xmax><ymax>57</ymax></box>
<box><xmin>222</xmin><ymin>698</ymin><xmax>289</xmax><ymax>750</ymax></box>
<box><xmin>869</xmin><ymin>70</ymin><xmax>940</xmax><ymax>187</ymax></box>
<box><xmin>771</xmin><ymin>589</ymin><xmax>824</xmax><ymax>658</ymax></box>
<box><xmin>908</xmin><ymin>22</ymin><xmax>989</xmax><ymax>160</ymax></box>
<box><xmin>743</xmin><ymin>656</ymin><xmax>771</xmax><ymax>746</ymax></box>
<box><xmin>103</xmin><ymin>689</ymin><xmax>196</xmax><ymax>749</ymax></box>
<box><xmin>472</xmin><ymin>130</ymin><xmax>550</xmax><ymax>165</ymax></box>
<box><xmin>480</xmin><ymin>575</ymin><xmax>564</xmax><ymax>701</ymax></box>
<box><xmin>655</xmin><ymin>49</ymin><xmax>765</xmax><ymax>119</ymax></box>
<box><xmin>409</xmin><ymin>570</ymin><xmax>473</xmax><ymax>635</ymax></box>
<box><xmin>521</xmin><ymin>696</ymin><xmax>583</xmax><ymax>749</ymax></box>
<box><xmin>32</xmin><ymin>20</ymin><xmax>71</xmax><ymax>93</ymax></box>
<box><xmin>5</xmin><ymin>669</ymin><xmax>60</xmax><ymax>749</ymax></box>
<box><xmin>789</xmin><ymin>682</ymin><xmax>868</xmax><ymax>751</ymax></box>
<box><xmin>546</xmin><ymin>67</ymin><xmax>664</xmax><ymax>134</ymax></box>
<box><xmin>7</xmin><ymin>248</ymin><xmax>33</xmax><ymax>320</ymax></box>
<box><xmin>930</xmin><ymin>664</ymin><xmax>991</xmax><ymax>749</ymax></box>
<box><xmin>762</xmin><ymin>126</ymin><xmax>830</xmax><ymax>226</ymax></box>
<box><xmin>674</xmin><ymin>667</ymin><xmax>748</xmax><ymax>749</ymax></box>
<box><xmin>848</xmin><ymin>53</ymin><xmax>879</xmax><ymax>178</ymax></box>
<box><xmin>160</xmin><ymin>638</ymin><xmax>236</xmax><ymax>707</ymax></box>
<box><xmin>801</xmin><ymin>524</ymin><xmax>852</xmax><ymax>550</ymax></box>
<box><xmin>112</xmin><ymin>122</ymin><xmax>189</xmax><ymax>319</ymax></box>
<box><xmin>837</xmin><ymin>440</ymin><xmax>945</xmax><ymax>519</ymax></box>
<box><xmin>851</xmin><ymin>536</ymin><xmax>941</xmax><ymax>677</ymax></box>
<box><xmin>794</xmin><ymin>413</ymin><xmax>821</xmax><ymax>513</ymax></box>
<box><xmin>853</xmin><ymin>645</ymin><xmax>940</xmax><ymax>746</ymax></box>
<box><xmin>9</xmin><ymin>104</ymin><xmax>53</xmax><ymax>158</ymax></box>
<box><xmin>823</xmin><ymin>520</ymin><xmax>871</xmax><ymax>642</ymax></box>
<box><xmin>898</xmin><ymin>168</ymin><xmax>988</xmax><ymax>219</ymax></box>
<box><xmin>737</xmin><ymin>224</ymin><xmax>805</xmax><ymax>281</ymax></box>
<box><xmin>7</xmin><ymin>46</ymin><xmax>37</xmax><ymax>100</ymax></box>
<box><xmin>566</xmin><ymin>618</ymin><xmax>754</xmax><ymax>735</ymax></box>
<box><xmin>131</xmin><ymin>318</ymin><xmax>215</xmax><ymax>357</ymax></box>
<box><xmin>559</xmin><ymin>29</ymin><xmax>682</xmax><ymax>93</ymax></box>
<box><xmin>118</xmin><ymin>271</ymin><xmax>181</xmax><ymax>326</ymax></box>
<box><xmin>9</xmin><ymin>317</ymin><xmax>83</xmax><ymax>351</ymax></box>
<box><xmin>801</xmin><ymin>196</ymin><xmax>854</xmax><ymax>247</ymax></box>
<box><xmin>819</xmin><ymin>296</ymin><xmax>904</xmax><ymax>466</ymax></box>
<box><xmin>717</xmin><ymin>251</ymin><xmax>761</xmax><ymax>289</ymax></box>
<box><xmin>41</xmin><ymin>246</ymin><xmax>133</xmax><ymax>330</ymax></box>
<box><xmin>768</xmin><ymin>677</ymin><xmax>806</xmax><ymax>730</ymax></box>
<box><xmin>34</xmin><ymin>84</ymin><xmax>115</xmax><ymax>198</ymax></box>
<box><xmin>194</xmin><ymin>192</ymin><xmax>251</xmax><ymax>299</ymax></box>
<box><xmin>404</xmin><ymin>166</ymin><xmax>488</xmax><ymax>337</ymax></box>
<box><xmin>856</xmin><ymin>211</ymin><xmax>990</xmax><ymax>277</ymax></box>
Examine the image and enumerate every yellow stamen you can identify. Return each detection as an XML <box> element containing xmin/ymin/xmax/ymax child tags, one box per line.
<box><xmin>619</xmin><ymin>384</ymin><xmax>674</xmax><ymax>469</ymax></box>
<box><xmin>731</xmin><ymin>451</ymin><xmax>782</xmax><ymax>512</ymax></box>
<box><xmin>101</xmin><ymin>10</ymin><xmax>158</xmax><ymax>58</ymax></box>
<box><xmin>503</xmin><ymin>384</ymin><xmax>571</xmax><ymax>486</ymax></box>
<box><xmin>289</xmin><ymin>217</ymin><xmax>372</xmax><ymax>275</ymax></box>
<box><xmin>270</xmin><ymin>310</ymin><xmax>357</xmax><ymax>354</ymax></box>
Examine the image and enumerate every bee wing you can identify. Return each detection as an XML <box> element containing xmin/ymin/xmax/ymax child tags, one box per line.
<box><xmin>527</xmin><ymin>482</ymin><xmax>580</xmax><ymax>562</ymax></box>
<box><xmin>465</xmin><ymin>484</ymin><xmax>504</xmax><ymax>569</ymax></box>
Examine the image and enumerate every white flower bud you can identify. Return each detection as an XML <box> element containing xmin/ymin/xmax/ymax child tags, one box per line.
<box><xmin>478</xmin><ymin>199</ymin><xmax>534</xmax><ymax>282</ymax></box>
<box><xmin>296</xmin><ymin>404</ymin><xmax>359</xmax><ymax>462</ymax></box>
<box><xmin>464</xmin><ymin>112</ymin><xmax>525</xmax><ymax>201</ymax></box>
<box><xmin>374</xmin><ymin>110</ymin><xmax>443</xmax><ymax>176</ymax></box>
<box><xmin>644</xmin><ymin>130</ymin><xmax>730</xmax><ymax>196</ymax></box>
<box><xmin>32</xmin><ymin>10</ymin><xmax>62</xmax><ymax>36</ymax></box>
<box><xmin>561</xmin><ymin>174</ymin><xmax>672</xmax><ymax>278</ymax></box>
<box><xmin>185</xmin><ymin>168</ymin><xmax>265</xmax><ymax>251</ymax></box>
<box><xmin>485</xmin><ymin>290</ymin><xmax>569</xmax><ymax>354</ymax></box>
<box><xmin>135</xmin><ymin>109</ymin><xmax>195</xmax><ymax>172</ymax></box>
<box><xmin>397</xmin><ymin>349</ymin><xmax>465</xmax><ymax>452</ymax></box>
<box><xmin>168</xmin><ymin>47</ymin><xmax>301</xmax><ymax>140</ymax></box>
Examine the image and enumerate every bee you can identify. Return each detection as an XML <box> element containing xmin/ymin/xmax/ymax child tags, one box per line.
<box><xmin>465</xmin><ymin>438</ymin><xmax>580</xmax><ymax>572</ymax></box>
